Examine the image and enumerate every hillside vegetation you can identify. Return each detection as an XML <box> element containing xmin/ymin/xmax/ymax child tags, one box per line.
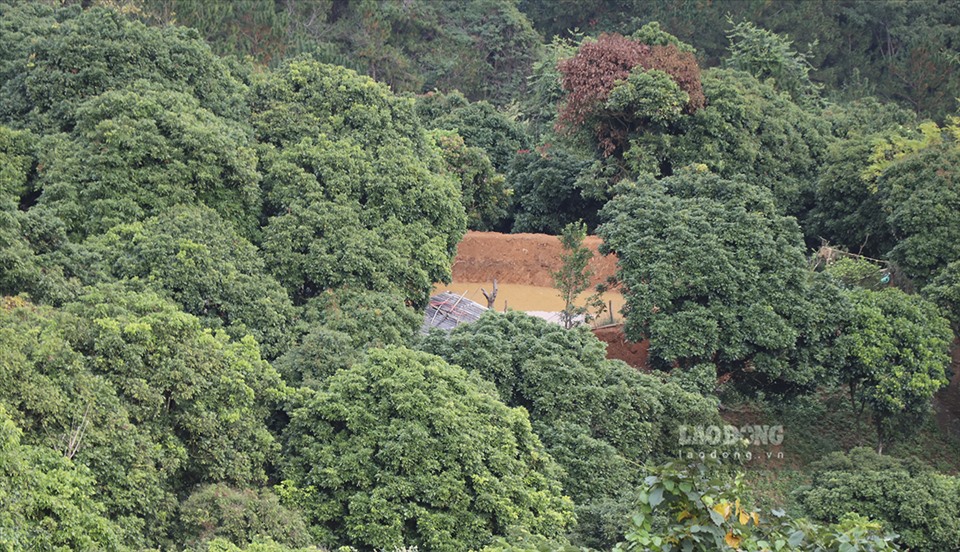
<box><xmin>1</xmin><ymin>1</ymin><xmax>960</xmax><ymax>551</ymax></box>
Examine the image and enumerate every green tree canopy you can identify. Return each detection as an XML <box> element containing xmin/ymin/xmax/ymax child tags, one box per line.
<box><xmin>179</xmin><ymin>484</ymin><xmax>311</xmax><ymax>551</ymax></box>
<box><xmin>808</xmin><ymin>135</ymin><xmax>895</xmax><ymax>257</ymax></box>
<box><xmin>156</xmin><ymin>0</ymin><xmax>542</xmax><ymax>105</ymax></box>
<box><xmin>0</xmin><ymin>125</ymin><xmax>55</xmax><ymax>299</ymax></box>
<box><xmin>0</xmin><ymin>4</ymin><xmax>248</xmax><ymax>132</ymax></box>
<box><xmin>418</xmin><ymin>311</ymin><xmax>720</xmax><ymax>548</ymax></box>
<box><xmin>0</xmin><ymin>291</ymin><xmax>287</xmax><ymax>548</ymax></box>
<box><xmin>797</xmin><ymin>448</ymin><xmax>960</xmax><ymax>551</ymax></box>
<box><xmin>508</xmin><ymin>147</ymin><xmax>602</xmax><ymax>234</ymax></box>
<box><xmin>431</xmin><ymin>130</ymin><xmax>512</xmax><ymax>231</ymax></box>
<box><xmin>415</xmin><ymin>90</ymin><xmax>529</xmax><ymax>174</ymax></box>
<box><xmin>251</xmin><ymin>59</ymin><xmax>466</xmax><ymax>305</ymax></box>
<box><xmin>598</xmin><ymin>168</ymin><xmax>825</xmax><ymax>392</ymax></box>
<box><xmin>33</xmin><ymin>82</ymin><xmax>261</xmax><ymax>240</ymax></box>
<box><xmin>280</xmin><ymin>346</ymin><xmax>574</xmax><ymax>551</ymax></box>
<box><xmin>275</xmin><ymin>289</ymin><xmax>422</xmax><ymax>388</ymax></box>
<box><xmin>723</xmin><ymin>20</ymin><xmax>821</xmax><ymax>106</ymax></box>
<box><xmin>924</xmin><ymin>259</ymin><xmax>960</xmax><ymax>334</ymax></box>
<box><xmin>657</xmin><ymin>68</ymin><xmax>829</xmax><ymax>220</ymax></box>
<box><xmin>880</xmin><ymin>144</ymin><xmax>960</xmax><ymax>286</ymax></box>
<box><xmin>832</xmin><ymin>287</ymin><xmax>951</xmax><ymax>451</ymax></box>
<box><xmin>81</xmin><ymin>205</ymin><xmax>296</xmax><ymax>360</ymax></box>
<box><xmin>0</xmin><ymin>403</ymin><xmax>124</xmax><ymax>550</ymax></box>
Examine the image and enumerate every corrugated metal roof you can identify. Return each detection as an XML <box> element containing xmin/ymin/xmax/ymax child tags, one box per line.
<box><xmin>421</xmin><ymin>291</ymin><xmax>488</xmax><ymax>333</ymax></box>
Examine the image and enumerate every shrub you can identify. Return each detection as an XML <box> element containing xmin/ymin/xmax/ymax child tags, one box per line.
<box><xmin>796</xmin><ymin>448</ymin><xmax>960</xmax><ymax>551</ymax></box>
<box><xmin>180</xmin><ymin>484</ymin><xmax>311</xmax><ymax>550</ymax></box>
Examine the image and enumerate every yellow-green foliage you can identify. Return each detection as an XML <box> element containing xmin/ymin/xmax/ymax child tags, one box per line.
<box><xmin>280</xmin><ymin>346</ymin><xmax>575</xmax><ymax>551</ymax></box>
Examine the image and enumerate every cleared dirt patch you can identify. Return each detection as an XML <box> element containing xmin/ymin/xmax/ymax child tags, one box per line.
<box><xmin>433</xmin><ymin>281</ymin><xmax>625</xmax><ymax>319</ymax></box>
<box><xmin>442</xmin><ymin>231</ymin><xmax>649</xmax><ymax>368</ymax></box>
<box><xmin>593</xmin><ymin>324</ymin><xmax>649</xmax><ymax>369</ymax></box>
<box><xmin>451</xmin><ymin>231</ymin><xmax>618</xmax><ymax>288</ymax></box>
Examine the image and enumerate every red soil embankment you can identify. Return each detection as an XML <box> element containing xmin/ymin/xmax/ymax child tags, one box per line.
<box><xmin>451</xmin><ymin>231</ymin><xmax>618</xmax><ymax>288</ymax></box>
<box><xmin>593</xmin><ymin>324</ymin><xmax>649</xmax><ymax>369</ymax></box>
<box><xmin>449</xmin><ymin>231</ymin><xmax>649</xmax><ymax>369</ymax></box>
<box><xmin>935</xmin><ymin>340</ymin><xmax>960</xmax><ymax>436</ymax></box>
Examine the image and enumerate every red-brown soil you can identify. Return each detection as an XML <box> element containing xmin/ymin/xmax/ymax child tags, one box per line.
<box><xmin>593</xmin><ymin>324</ymin><xmax>649</xmax><ymax>369</ymax></box>
<box><xmin>934</xmin><ymin>340</ymin><xmax>960</xmax><ymax>436</ymax></box>
<box><xmin>451</xmin><ymin>231</ymin><xmax>618</xmax><ymax>288</ymax></box>
<box><xmin>450</xmin><ymin>231</ymin><xmax>650</xmax><ymax>368</ymax></box>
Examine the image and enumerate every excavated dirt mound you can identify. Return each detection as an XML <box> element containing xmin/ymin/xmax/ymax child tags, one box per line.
<box><xmin>451</xmin><ymin>231</ymin><xmax>618</xmax><ymax>288</ymax></box>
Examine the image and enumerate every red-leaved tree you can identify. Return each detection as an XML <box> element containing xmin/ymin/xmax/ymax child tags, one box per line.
<box><xmin>556</xmin><ymin>33</ymin><xmax>705</xmax><ymax>155</ymax></box>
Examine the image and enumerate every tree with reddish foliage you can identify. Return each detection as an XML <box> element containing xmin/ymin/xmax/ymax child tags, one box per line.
<box><xmin>557</xmin><ymin>34</ymin><xmax>652</xmax><ymax>127</ymax></box>
<box><xmin>556</xmin><ymin>33</ymin><xmax>705</xmax><ymax>156</ymax></box>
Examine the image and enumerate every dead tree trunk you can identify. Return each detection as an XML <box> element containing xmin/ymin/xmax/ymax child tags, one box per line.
<box><xmin>481</xmin><ymin>279</ymin><xmax>498</xmax><ymax>309</ymax></box>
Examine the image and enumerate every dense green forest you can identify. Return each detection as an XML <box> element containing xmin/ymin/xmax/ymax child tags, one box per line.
<box><xmin>1</xmin><ymin>0</ymin><xmax>960</xmax><ymax>550</ymax></box>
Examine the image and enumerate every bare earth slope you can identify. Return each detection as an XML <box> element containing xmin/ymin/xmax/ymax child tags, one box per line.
<box><xmin>448</xmin><ymin>231</ymin><xmax>648</xmax><ymax>368</ymax></box>
<box><xmin>451</xmin><ymin>231</ymin><xmax>618</xmax><ymax>288</ymax></box>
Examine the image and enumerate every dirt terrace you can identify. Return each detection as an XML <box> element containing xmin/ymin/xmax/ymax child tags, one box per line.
<box><xmin>451</xmin><ymin>231</ymin><xmax>619</xmax><ymax>288</ymax></box>
<box><xmin>450</xmin><ymin>231</ymin><xmax>648</xmax><ymax>369</ymax></box>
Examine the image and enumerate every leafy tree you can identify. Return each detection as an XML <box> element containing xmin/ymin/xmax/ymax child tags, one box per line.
<box><xmin>551</xmin><ymin>220</ymin><xmax>598</xmax><ymax>328</ymax></box>
<box><xmin>819</xmin><ymin>96</ymin><xmax>917</xmax><ymax>140</ymax></box>
<box><xmin>723</xmin><ymin>20</ymin><xmax>821</xmax><ymax>106</ymax></box>
<box><xmin>0</xmin><ymin>291</ymin><xmax>287</xmax><ymax>548</ymax></box>
<box><xmin>0</xmin><ymin>5</ymin><xmax>248</xmax><ymax>132</ymax></box>
<box><xmin>415</xmin><ymin>90</ymin><xmax>529</xmax><ymax>175</ymax></box>
<box><xmin>0</xmin><ymin>404</ymin><xmax>125</xmax><ymax>551</ymax></box>
<box><xmin>924</xmin><ymin>259</ymin><xmax>960</xmax><ymax>334</ymax></box>
<box><xmin>279</xmin><ymin>346</ymin><xmax>574</xmax><ymax>551</ymax></box>
<box><xmin>251</xmin><ymin>59</ymin><xmax>466</xmax><ymax>306</ymax></box>
<box><xmin>549</xmin><ymin>48</ymin><xmax>828</xmax><ymax>221</ymax></box>
<box><xmin>598</xmin><ymin>168</ymin><xmax>823</xmax><ymax>392</ymax></box>
<box><xmin>556</xmin><ymin>32</ymin><xmax>705</xmax><ymax>158</ymax></box>
<box><xmin>509</xmin><ymin>147</ymin><xmax>601</xmax><ymax>234</ymax></box>
<box><xmin>797</xmin><ymin>447</ymin><xmax>960</xmax><ymax>551</ymax></box>
<box><xmin>832</xmin><ymin>288</ymin><xmax>951</xmax><ymax>452</ymax></box>
<box><xmin>202</xmin><ymin>538</ymin><xmax>322</xmax><ymax>552</ymax></box>
<box><xmin>0</xmin><ymin>125</ymin><xmax>58</xmax><ymax>300</ymax></box>
<box><xmin>617</xmin><ymin>460</ymin><xmax>899</xmax><ymax>552</ymax></box>
<box><xmin>808</xmin><ymin>136</ymin><xmax>896</xmax><ymax>257</ymax></box>
<box><xmin>0</xmin><ymin>294</ymin><xmax>175</xmax><ymax>546</ymax></box>
<box><xmin>179</xmin><ymin>484</ymin><xmax>311</xmax><ymax>551</ymax></box>
<box><xmin>418</xmin><ymin>311</ymin><xmax>721</xmax><ymax>548</ymax></box>
<box><xmin>821</xmin><ymin>257</ymin><xmax>888</xmax><ymax>291</ymax></box>
<box><xmin>520</xmin><ymin>35</ymin><xmax>579</xmax><ymax>141</ymax></box>
<box><xmin>519</xmin><ymin>1</ymin><xmax>960</xmax><ymax>121</ymax></box>
<box><xmin>81</xmin><ymin>205</ymin><xmax>295</xmax><ymax>360</ymax></box>
<box><xmin>879</xmin><ymin>144</ymin><xmax>960</xmax><ymax>286</ymax></box>
<box><xmin>807</xmin><ymin>99</ymin><xmax>917</xmax><ymax>255</ymax></box>
<box><xmin>159</xmin><ymin>0</ymin><xmax>542</xmax><ymax>105</ymax></box>
<box><xmin>658</xmin><ymin>69</ymin><xmax>829</xmax><ymax>219</ymax></box>
<box><xmin>275</xmin><ymin>289</ymin><xmax>422</xmax><ymax>388</ymax></box>
<box><xmin>431</xmin><ymin>130</ymin><xmax>512</xmax><ymax>231</ymax></box>
<box><xmin>33</xmin><ymin>82</ymin><xmax>261</xmax><ymax>240</ymax></box>
<box><xmin>0</xmin><ymin>124</ymin><xmax>34</xmax><ymax>208</ymax></box>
